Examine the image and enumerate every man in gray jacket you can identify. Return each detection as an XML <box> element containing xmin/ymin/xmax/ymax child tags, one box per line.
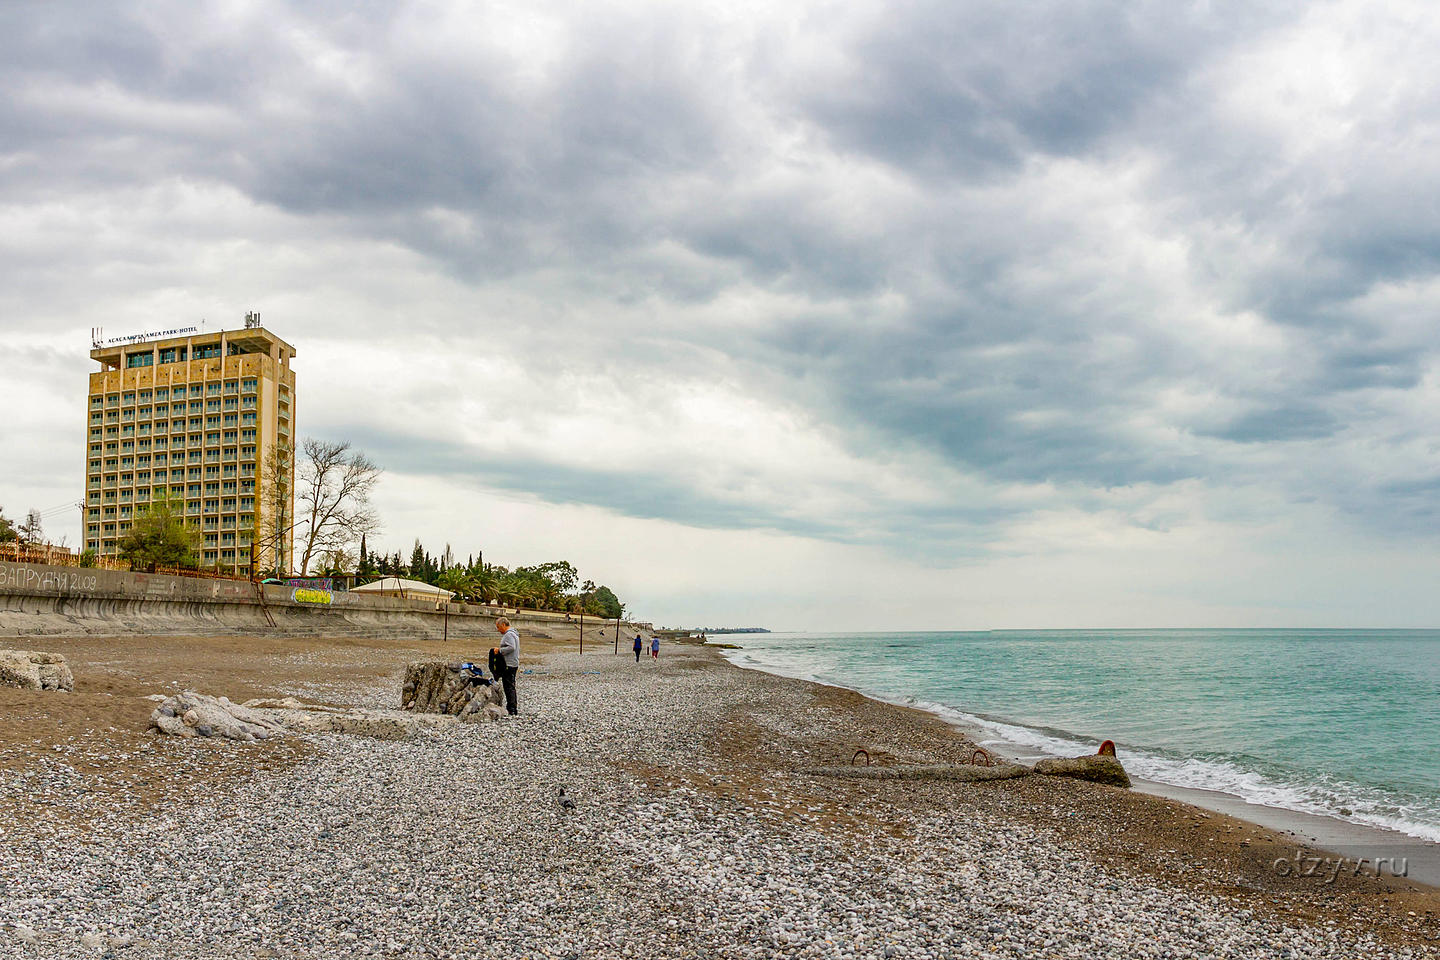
<box><xmin>494</xmin><ymin>617</ymin><xmax>520</xmax><ymax>715</ymax></box>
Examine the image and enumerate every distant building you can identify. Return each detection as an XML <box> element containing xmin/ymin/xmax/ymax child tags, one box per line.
<box><xmin>84</xmin><ymin>318</ymin><xmax>296</xmax><ymax>575</ymax></box>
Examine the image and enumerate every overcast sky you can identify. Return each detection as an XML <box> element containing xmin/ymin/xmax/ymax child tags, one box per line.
<box><xmin>4</xmin><ymin>0</ymin><xmax>1440</xmax><ymax>630</ymax></box>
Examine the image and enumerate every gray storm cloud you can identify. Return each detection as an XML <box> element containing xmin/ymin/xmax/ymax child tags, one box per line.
<box><xmin>3</xmin><ymin>0</ymin><xmax>1440</xmax><ymax>560</ymax></box>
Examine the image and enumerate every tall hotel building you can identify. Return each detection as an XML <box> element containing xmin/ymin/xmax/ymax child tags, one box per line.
<box><xmin>84</xmin><ymin>318</ymin><xmax>296</xmax><ymax>575</ymax></box>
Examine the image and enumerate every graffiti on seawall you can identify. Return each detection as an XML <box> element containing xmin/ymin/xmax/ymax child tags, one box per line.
<box><xmin>0</xmin><ymin>563</ymin><xmax>98</xmax><ymax>593</ymax></box>
<box><xmin>292</xmin><ymin>587</ymin><xmax>333</xmax><ymax>605</ymax></box>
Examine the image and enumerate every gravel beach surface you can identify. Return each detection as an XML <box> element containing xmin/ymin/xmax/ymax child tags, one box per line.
<box><xmin>2</xmin><ymin>639</ymin><xmax>1437</xmax><ymax>959</ymax></box>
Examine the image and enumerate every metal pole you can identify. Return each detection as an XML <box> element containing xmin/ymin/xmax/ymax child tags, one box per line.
<box><xmin>443</xmin><ymin>603</ymin><xmax>449</xmax><ymax>644</ymax></box>
<box><xmin>579</xmin><ymin>603</ymin><xmax>585</xmax><ymax>655</ymax></box>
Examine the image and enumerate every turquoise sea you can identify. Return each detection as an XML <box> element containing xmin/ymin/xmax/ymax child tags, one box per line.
<box><xmin>720</xmin><ymin>630</ymin><xmax>1440</xmax><ymax>842</ymax></box>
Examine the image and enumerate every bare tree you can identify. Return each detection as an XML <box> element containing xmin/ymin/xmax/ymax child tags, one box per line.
<box><xmin>297</xmin><ymin>438</ymin><xmax>382</xmax><ymax>575</ymax></box>
<box><xmin>256</xmin><ymin>440</ymin><xmax>295</xmax><ymax>577</ymax></box>
<box><xmin>17</xmin><ymin>509</ymin><xmax>43</xmax><ymax>547</ymax></box>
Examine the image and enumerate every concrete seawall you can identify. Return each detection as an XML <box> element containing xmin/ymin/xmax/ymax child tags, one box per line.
<box><xmin>0</xmin><ymin>561</ymin><xmax>633</xmax><ymax>641</ymax></box>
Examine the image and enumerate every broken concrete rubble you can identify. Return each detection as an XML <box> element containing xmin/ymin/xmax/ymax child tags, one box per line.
<box><xmin>0</xmin><ymin>650</ymin><xmax>75</xmax><ymax>691</ymax></box>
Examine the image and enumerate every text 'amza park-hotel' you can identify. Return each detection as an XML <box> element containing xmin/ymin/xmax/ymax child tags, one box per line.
<box><xmin>83</xmin><ymin>315</ymin><xmax>296</xmax><ymax>576</ymax></box>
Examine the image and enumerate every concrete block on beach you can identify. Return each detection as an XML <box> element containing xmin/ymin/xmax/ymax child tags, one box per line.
<box><xmin>401</xmin><ymin>660</ymin><xmax>502</xmax><ymax>719</ymax></box>
<box><xmin>243</xmin><ymin>695</ymin><xmax>459</xmax><ymax>739</ymax></box>
<box><xmin>0</xmin><ymin>650</ymin><xmax>75</xmax><ymax>691</ymax></box>
<box><xmin>1033</xmin><ymin>754</ymin><xmax>1132</xmax><ymax>788</ymax></box>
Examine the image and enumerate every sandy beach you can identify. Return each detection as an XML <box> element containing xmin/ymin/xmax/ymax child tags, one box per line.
<box><xmin>2</xmin><ymin>630</ymin><xmax>1439</xmax><ymax>958</ymax></box>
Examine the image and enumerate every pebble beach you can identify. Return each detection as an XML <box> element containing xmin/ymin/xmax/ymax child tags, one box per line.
<box><xmin>2</xmin><ymin>635</ymin><xmax>1438</xmax><ymax>959</ymax></box>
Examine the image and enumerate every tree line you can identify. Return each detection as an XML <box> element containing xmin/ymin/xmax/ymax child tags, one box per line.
<box><xmin>347</xmin><ymin>541</ymin><xmax>625</xmax><ymax>618</ymax></box>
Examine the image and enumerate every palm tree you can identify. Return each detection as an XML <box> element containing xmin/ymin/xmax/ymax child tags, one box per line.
<box><xmin>436</xmin><ymin>568</ymin><xmax>474</xmax><ymax>601</ymax></box>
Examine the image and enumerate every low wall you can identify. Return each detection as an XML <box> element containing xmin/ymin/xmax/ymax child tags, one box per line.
<box><xmin>0</xmin><ymin>561</ymin><xmax>637</xmax><ymax>641</ymax></box>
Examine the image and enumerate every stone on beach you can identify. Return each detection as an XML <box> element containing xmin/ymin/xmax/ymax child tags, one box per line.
<box><xmin>0</xmin><ymin>650</ymin><xmax>74</xmax><ymax>691</ymax></box>
<box><xmin>1033</xmin><ymin>754</ymin><xmax>1132</xmax><ymax>788</ymax></box>
<box><xmin>148</xmin><ymin>691</ymin><xmax>287</xmax><ymax>742</ymax></box>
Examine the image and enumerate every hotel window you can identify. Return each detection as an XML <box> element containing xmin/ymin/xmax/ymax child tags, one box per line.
<box><xmin>241</xmin><ymin>429</ymin><xmax>256</xmax><ymax>441</ymax></box>
<box><xmin>106</xmin><ymin>394</ymin><xmax>119</xmax><ymax>406</ymax></box>
<box><xmin>206</xmin><ymin>432</ymin><xmax>221</xmax><ymax>445</ymax></box>
<box><xmin>123</xmin><ymin>392</ymin><xmax>135</xmax><ymax>403</ymax></box>
<box><xmin>206</xmin><ymin>398</ymin><xmax>220</xmax><ymax>411</ymax></box>
<box><xmin>155</xmin><ymin>387</ymin><xmax>169</xmax><ymax>400</ymax></box>
<box><xmin>207</xmin><ymin>382</ymin><xmax>222</xmax><ymax>395</ymax></box>
<box><xmin>224</xmin><ymin>380</ymin><xmax>238</xmax><ymax>394</ymax></box>
<box><xmin>126</xmin><ymin>352</ymin><xmax>153</xmax><ymax>368</ymax></box>
<box><xmin>189</xmin><ymin>385</ymin><xmax>203</xmax><ymax>398</ymax></box>
<box><xmin>91</xmin><ymin>396</ymin><xmax>104</xmax><ymax>407</ymax></box>
<box><xmin>241</xmin><ymin>378</ymin><xmax>258</xmax><ymax>393</ymax></box>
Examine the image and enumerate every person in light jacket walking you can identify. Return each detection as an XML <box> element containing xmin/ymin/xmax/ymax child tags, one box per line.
<box><xmin>650</xmin><ymin>635</ymin><xmax>660</xmax><ymax>660</ymax></box>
